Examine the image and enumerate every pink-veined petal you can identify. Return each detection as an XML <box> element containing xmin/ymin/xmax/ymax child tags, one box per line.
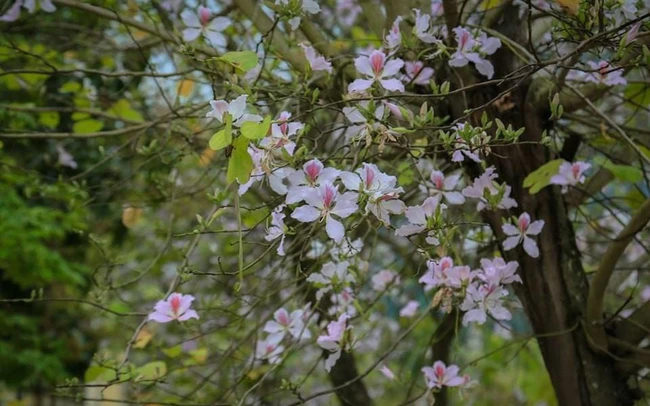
<box><xmin>326</xmin><ymin>215</ymin><xmax>345</xmax><ymax>243</ymax></box>
<box><xmin>523</xmin><ymin>236</ymin><xmax>540</xmax><ymax>258</ymax></box>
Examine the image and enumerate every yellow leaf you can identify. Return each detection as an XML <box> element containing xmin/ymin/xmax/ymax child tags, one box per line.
<box><xmin>556</xmin><ymin>0</ymin><xmax>579</xmax><ymax>14</ymax></box>
<box><xmin>133</xmin><ymin>327</ymin><xmax>153</xmax><ymax>349</ymax></box>
<box><xmin>122</xmin><ymin>206</ymin><xmax>143</xmax><ymax>228</ymax></box>
<box><xmin>177</xmin><ymin>79</ymin><xmax>195</xmax><ymax>97</ymax></box>
<box><xmin>481</xmin><ymin>0</ymin><xmax>502</xmax><ymax>10</ymax></box>
<box><xmin>189</xmin><ymin>348</ymin><xmax>208</xmax><ymax>364</ymax></box>
<box><xmin>198</xmin><ymin>147</ymin><xmax>216</xmax><ymax>167</ymax></box>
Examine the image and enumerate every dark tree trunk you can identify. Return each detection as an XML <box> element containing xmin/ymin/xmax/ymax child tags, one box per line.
<box><xmin>326</xmin><ymin>351</ymin><xmax>374</xmax><ymax>406</ymax></box>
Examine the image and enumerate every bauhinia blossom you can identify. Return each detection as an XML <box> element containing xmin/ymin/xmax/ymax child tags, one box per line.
<box><xmin>306</xmin><ymin>261</ymin><xmax>355</xmax><ymax>300</ymax></box>
<box><xmin>255</xmin><ymin>334</ymin><xmax>284</xmax><ymax>364</ymax></box>
<box><xmin>448</xmin><ymin>27</ymin><xmax>501</xmax><ymax>79</ymax></box>
<box><xmin>371</xmin><ymin>269</ymin><xmax>401</xmax><ymax>291</ymax></box>
<box><xmin>384</xmin><ymin>16</ymin><xmax>403</xmax><ymax>51</ymax></box>
<box><xmin>395</xmin><ymin>196</ymin><xmax>446</xmax><ymax>245</ymax></box>
<box><xmin>348</xmin><ymin>49</ymin><xmax>405</xmax><ymax>93</ymax></box>
<box><xmin>265</xmin><ymin>205</ymin><xmax>287</xmax><ymax>256</ymax></box>
<box><xmin>427</xmin><ymin>170</ymin><xmax>465</xmax><ymax>205</ymax></box>
<box><xmin>413</xmin><ymin>9</ymin><xmax>440</xmax><ymax>44</ymax></box>
<box><xmin>341</xmin><ymin>163</ymin><xmax>406</xmax><ymax>225</ymax></box>
<box><xmin>549</xmin><ymin>160</ymin><xmax>591</xmax><ymax>193</ymax></box>
<box><xmin>399</xmin><ymin>300</ymin><xmax>420</xmax><ymax>317</ymax></box>
<box><xmin>275</xmin><ymin>0</ymin><xmax>320</xmax><ymax>30</ymax></box>
<box><xmin>263</xmin><ymin>307</ymin><xmax>311</xmax><ymax>341</ymax></box>
<box><xmin>317</xmin><ymin>313</ymin><xmax>351</xmax><ymax>372</ymax></box>
<box><xmin>462</xmin><ymin>166</ymin><xmax>518</xmax><ymax>211</ymax></box>
<box><xmin>206</xmin><ymin>94</ymin><xmax>262</xmax><ymax>127</ymax></box>
<box><xmin>291</xmin><ymin>183</ymin><xmax>358</xmax><ymax>243</ymax></box>
<box><xmin>460</xmin><ymin>283</ymin><xmax>513</xmax><ymax>325</ymax></box>
<box><xmin>418</xmin><ymin>256</ymin><xmax>455</xmax><ymax>291</ymax></box>
<box><xmin>300</xmin><ymin>44</ymin><xmax>333</xmax><ymax>73</ymax></box>
<box><xmin>1</xmin><ymin>0</ymin><xmax>55</xmax><ymax>22</ymax></box>
<box><xmin>403</xmin><ymin>61</ymin><xmax>435</xmax><ymax>86</ymax></box>
<box><xmin>502</xmin><ymin>212</ymin><xmax>545</xmax><ymax>258</ymax></box>
<box><xmin>259</xmin><ymin>111</ymin><xmax>303</xmax><ymax>156</ymax></box>
<box><xmin>286</xmin><ymin>159</ymin><xmax>340</xmax><ymax>204</ymax></box>
<box><xmin>181</xmin><ymin>6</ymin><xmax>231</xmax><ymax>47</ymax></box>
<box><xmin>567</xmin><ymin>61</ymin><xmax>627</xmax><ymax>86</ymax></box>
<box><xmin>148</xmin><ymin>293</ymin><xmax>199</xmax><ymax>323</ymax></box>
<box><xmin>478</xmin><ymin>258</ymin><xmax>522</xmax><ymax>286</ymax></box>
<box><xmin>422</xmin><ymin>361</ymin><xmax>466</xmax><ymax>389</ymax></box>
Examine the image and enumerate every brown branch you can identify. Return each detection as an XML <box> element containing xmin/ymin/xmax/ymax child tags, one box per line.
<box><xmin>586</xmin><ymin>198</ymin><xmax>650</xmax><ymax>350</ymax></box>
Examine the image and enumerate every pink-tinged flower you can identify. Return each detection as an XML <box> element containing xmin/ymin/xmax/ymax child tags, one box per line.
<box><xmin>419</xmin><ymin>257</ymin><xmax>455</xmax><ymax>291</ymax></box>
<box><xmin>291</xmin><ymin>183</ymin><xmax>358</xmax><ymax>243</ymax></box>
<box><xmin>306</xmin><ymin>261</ymin><xmax>355</xmax><ymax>300</ymax></box>
<box><xmin>462</xmin><ymin>166</ymin><xmax>518</xmax><ymax>211</ymax></box>
<box><xmin>403</xmin><ymin>61</ymin><xmax>435</xmax><ymax>86</ymax></box>
<box><xmin>263</xmin><ymin>307</ymin><xmax>311</xmax><ymax>341</ymax></box>
<box><xmin>413</xmin><ymin>9</ymin><xmax>439</xmax><ymax>43</ymax></box>
<box><xmin>1</xmin><ymin>0</ymin><xmax>55</xmax><ymax>21</ymax></box>
<box><xmin>0</xmin><ymin>1</ymin><xmax>22</xmax><ymax>22</ymax></box>
<box><xmin>428</xmin><ymin>170</ymin><xmax>465</xmax><ymax>205</ymax></box>
<box><xmin>56</xmin><ymin>144</ymin><xmax>78</xmax><ymax>169</ymax></box>
<box><xmin>300</xmin><ymin>44</ymin><xmax>333</xmax><ymax>73</ymax></box>
<box><xmin>431</xmin><ymin>0</ymin><xmax>444</xmax><ymax>16</ymax></box>
<box><xmin>286</xmin><ymin>159</ymin><xmax>340</xmax><ymax>204</ymax></box>
<box><xmin>341</xmin><ymin>101</ymin><xmax>386</xmax><ymax>141</ymax></box>
<box><xmin>255</xmin><ymin>334</ymin><xmax>285</xmax><ymax>364</ymax></box>
<box><xmin>625</xmin><ymin>22</ymin><xmax>642</xmax><ymax>45</ymax></box>
<box><xmin>148</xmin><ymin>293</ymin><xmax>199</xmax><ymax>323</ymax></box>
<box><xmin>206</xmin><ymin>94</ymin><xmax>262</xmax><ymax>127</ymax></box>
<box><xmin>446</xmin><ymin>265</ymin><xmax>476</xmax><ymax>289</ymax></box>
<box><xmin>348</xmin><ymin>49</ymin><xmax>405</xmax><ymax>93</ymax></box>
<box><xmin>382</xmin><ymin>100</ymin><xmax>411</xmax><ymax>121</ymax></box>
<box><xmin>395</xmin><ymin>197</ymin><xmax>446</xmax><ymax>245</ymax></box>
<box><xmin>340</xmin><ymin>163</ymin><xmax>405</xmax><ymax>225</ymax></box>
<box><xmin>399</xmin><ymin>300</ymin><xmax>420</xmax><ymax>318</ymax></box>
<box><xmin>549</xmin><ymin>160</ymin><xmax>591</xmax><ymax>193</ymax></box>
<box><xmin>372</xmin><ymin>270</ymin><xmax>401</xmax><ymax>291</ymax></box>
<box><xmin>238</xmin><ymin>146</ymin><xmax>292</xmax><ymax>196</ymax></box>
<box><xmin>585</xmin><ymin>60</ymin><xmax>627</xmax><ymax>86</ymax></box>
<box><xmin>450</xmin><ymin>123</ymin><xmax>482</xmax><ymax>163</ymax></box>
<box><xmin>448</xmin><ymin>27</ymin><xmax>501</xmax><ymax>79</ymax></box>
<box><xmin>265</xmin><ymin>205</ymin><xmax>287</xmax><ymax>256</ymax></box>
<box><xmin>317</xmin><ymin>313</ymin><xmax>351</xmax><ymax>372</ymax></box>
<box><xmin>260</xmin><ymin>111</ymin><xmax>302</xmax><ymax>156</ymax></box>
<box><xmin>502</xmin><ymin>212</ymin><xmax>545</xmax><ymax>258</ymax></box>
<box><xmin>478</xmin><ymin>258</ymin><xmax>522</xmax><ymax>286</ymax></box>
<box><xmin>422</xmin><ymin>361</ymin><xmax>465</xmax><ymax>389</ymax></box>
<box><xmin>335</xmin><ymin>0</ymin><xmax>362</xmax><ymax>26</ymax></box>
<box><xmin>181</xmin><ymin>6</ymin><xmax>231</xmax><ymax>47</ymax></box>
<box><xmin>380</xmin><ymin>364</ymin><xmax>396</xmax><ymax>380</ymax></box>
<box><xmin>460</xmin><ymin>283</ymin><xmax>512</xmax><ymax>325</ymax></box>
<box><xmin>385</xmin><ymin>16</ymin><xmax>403</xmax><ymax>51</ymax></box>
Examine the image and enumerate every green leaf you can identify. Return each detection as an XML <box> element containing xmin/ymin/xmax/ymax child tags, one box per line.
<box><xmin>218</xmin><ymin>51</ymin><xmax>258</xmax><ymax>73</ymax></box>
<box><xmin>241</xmin><ymin>116</ymin><xmax>271</xmax><ymax>140</ymax></box>
<box><xmin>108</xmin><ymin>99</ymin><xmax>144</xmax><ymax>122</ymax></box>
<box><xmin>39</xmin><ymin>112</ymin><xmax>59</xmax><ymax>129</ymax></box>
<box><xmin>59</xmin><ymin>81</ymin><xmax>81</xmax><ymax>93</ymax></box>
<box><xmin>227</xmin><ymin>136</ymin><xmax>253</xmax><ymax>184</ymax></box>
<box><xmin>523</xmin><ymin>159</ymin><xmax>563</xmax><ymax>194</ymax></box>
<box><xmin>162</xmin><ymin>345</ymin><xmax>183</xmax><ymax>358</ymax></box>
<box><xmin>84</xmin><ymin>365</ymin><xmax>117</xmax><ymax>382</ymax></box>
<box><xmin>73</xmin><ymin>119</ymin><xmax>103</xmax><ymax>134</ymax></box>
<box><xmin>209</xmin><ymin>114</ymin><xmax>233</xmax><ymax>150</ymax></box>
<box><xmin>135</xmin><ymin>361</ymin><xmax>167</xmax><ymax>381</ymax></box>
<box><xmin>594</xmin><ymin>157</ymin><xmax>643</xmax><ymax>182</ymax></box>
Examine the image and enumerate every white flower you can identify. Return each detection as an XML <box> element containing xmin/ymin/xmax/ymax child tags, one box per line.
<box><xmin>182</xmin><ymin>6</ymin><xmax>231</xmax><ymax>47</ymax></box>
<box><xmin>265</xmin><ymin>205</ymin><xmax>287</xmax><ymax>256</ymax></box>
<box><xmin>300</xmin><ymin>44</ymin><xmax>333</xmax><ymax>73</ymax></box>
<box><xmin>263</xmin><ymin>307</ymin><xmax>311</xmax><ymax>341</ymax></box>
<box><xmin>306</xmin><ymin>261</ymin><xmax>355</xmax><ymax>300</ymax></box>
<box><xmin>348</xmin><ymin>49</ymin><xmax>405</xmax><ymax>93</ymax></box>
<box><xmin>259</xmin><ymin>111</ymin><xmax>302</xmax><ymax>156</ymax></box>
<box><xmin>549</xmin><ymin>161</ymin><xmax>591</xmax><ymax>193</ymax></box>
<box><xmin>502</xmin><ymin>212</ymin><xmax>545</xmax><ymax>258</ymax></box>
<box><xmin>462</xmin><ymin>166</ymin><xmax>518</xmax><ymax>211</ymax></box>
<box><xmin>286</xmin><ymin>159</ymin><xmax>339</xmax><ymax>204</ymax></box>
<box><xmin>478</xmin><ymin>257</ymin><xmax>522</xmax><ymax>286</ymax></box>
<box><xmin>317</xmin><ymin>313</ymin><xmax>351</xmax><ymax>372</ymax></box>
<box><xmin>340</xmin><ymin>163</ymin><xmax>405</xmax><ymax>225</ymax></box>
<box><xmin>372</xmin><ymin>270</ymin><xmax>400</xmax><ymax>291</ymax></box>
<box><xmin>205</xmin><ymin>94</ymin><xmax>262</xmax><ymax>127</ymax></box>
<box><xmin>460</xmin><ymin>283</ymin><xmax>512</xmax><ymax>325</ymax></box>
<box><xmin>422</xmin><ymin>361</ymin><xmax>466</xmax><ymax>389</ymax></box>
<box><xmin>403</xmin><ymin>61</ymin><xmax>435</xmax><ymax>85</ymax></box>
<box><xmin>448</xmin><ymin>27</ymin><xmax>501</xmax><ymax>79</ymax></box>
<box><xmin>255</xmin><ymin>334</ymin><xmax>285</xmax><ymax>364</ymax></box>
<box><xmin>395</xmin><ymin>197</ymin><xmax>446</xmax><ymax>245</ymax></box>
<box><xmin>428</xmin><ymin>170</ymin><xmax>465</xmax><ymax>205</ymax></box>
<box><xmin>418</xmin><ymin>257</ymin><xmax>455</xmax><ymax>291</ymax></box>
<box><xmin>413</xmin><ymin>9</ymin><xmax>440</xmax><ymax>44</ymax></box>
<box><xmin>399</xmin><ymin>300</ymin><xmax>420</xmax><ymax>317</ymax></box>
<box><xmin>385</xmin><ymin>16</ymin><xmax>403</xmax><ymax>51</ymax></box>
<box><xmin>291</xmin><ymin>183</ymin><xmax>358</xmax><ymax>243</ymax></box>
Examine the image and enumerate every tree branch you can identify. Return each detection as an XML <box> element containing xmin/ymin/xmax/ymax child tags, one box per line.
<box><xmin>586</xmin><ymin>198</ymin><xmax>650</xmax><ymax>350</ymax></box>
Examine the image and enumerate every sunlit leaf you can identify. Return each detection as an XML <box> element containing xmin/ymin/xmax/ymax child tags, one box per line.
<box><xmin>227</xmin><ymin>136</ymin><xmax>253</xmax><ymax>184</ymax></box>
<box><xmin>39</xmin><ymin>112</ymin><xmax>59</xmax><ymax>129</ymax></box>
<box><xmin>73</xmin><ymin>119</ymin><xmax>103</xmax><ymax>134</ymax></box>
<box><xmin>523</xmin><ymin>159</ymin><xmax>563</xmax><ymax>194</ymax></box>
<box><xmin>122</xmin><ymin>206</ymin><xmax>143</xmax><ymax>228</ymax></box>
<box><xmin>135</xmin><ymin>361</ymin><xmax>167</xmax><ymax>381</ymax></box>
<box><xmin>108</xmin><ymin>99</ymin><xmax>144</xmax><ymax>122</ymax></box>
<box><xmin>177</xmin><ymin>79</ymin><xmax>195</xmax><ymax>97</ymax></box>
<box><xmin>241</xmin><ymin>116</ymin><xmax>271</xmax><ymax>140</ymax></box>
<box><xmin>218</xmin><ymin>51</ymin><xmax>259</xmax><ymax>73</ymax></box>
